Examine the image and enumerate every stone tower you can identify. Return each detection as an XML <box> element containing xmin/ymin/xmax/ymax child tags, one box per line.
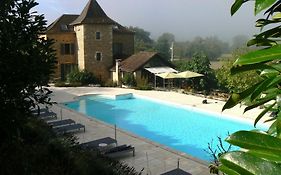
<box><xmin>70</xmin><ymin>0</ymin><xmax>116</xmax><ymax>81</ymax></box>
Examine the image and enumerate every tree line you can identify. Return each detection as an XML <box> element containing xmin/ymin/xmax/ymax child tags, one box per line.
<box><xmin>129</xmin><ymin>26</ymin><xmax>249</xmax><ymax>61</ymax></box>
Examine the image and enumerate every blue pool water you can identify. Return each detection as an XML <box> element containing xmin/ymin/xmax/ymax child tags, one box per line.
<box><xmin>64</xmin><ymin>95</ymin><xmax>265</xmax><ymax>161</ymax></box>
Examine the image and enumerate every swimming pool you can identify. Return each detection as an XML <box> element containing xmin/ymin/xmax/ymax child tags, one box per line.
<box><xmin>64</xmin><ymin>94</ymin><xmax>266</xmax><ymax>161</ymax></box>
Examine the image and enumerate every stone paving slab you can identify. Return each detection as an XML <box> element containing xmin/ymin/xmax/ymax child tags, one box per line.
<box><xmin>47</xmin><ymin>86</ymin><xmax>269</xmax><ymax>175</ymax></box>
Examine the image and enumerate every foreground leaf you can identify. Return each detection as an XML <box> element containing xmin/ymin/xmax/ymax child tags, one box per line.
<box><xmin>223</xmin><ymin>82</ymin><xmax>262</xmax><ymax>111</ymax></box>
<box><xmin>233</xmin><ymin>45</ymin><xmax>281</xmax><ymax>66</ymax></box>
<box><xmin>226</xmin><ymin>131</ymin><xmax>281</xmax><ymax>157</ymax></box>
<box><xmin>231</xmin><ymin>0</ymin><xmax>245</xmax><ymax>16</ymax></box>
<box><xmin>254</xmin><ymin>102</ymin><xmax>276</xmax><ymax>127</ymax></box>
<box><xmin>255</xmin><ymin>0</ymin><xmax>277</xmax><ymax>15</ymax></box>
<box><xmin>220</xmin><ymin>151</ymin><xmax>281</xmax><ymax>175</ymax></box>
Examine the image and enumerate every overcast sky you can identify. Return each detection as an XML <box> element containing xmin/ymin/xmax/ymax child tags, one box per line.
<box><xmin>36</xmin><ymin>0</ymin><xmax>260</xmax><ymax>42</ymax></box>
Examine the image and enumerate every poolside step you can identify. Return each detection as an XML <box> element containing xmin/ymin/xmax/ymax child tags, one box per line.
<box><xmin>115</xmin><ymin>93</ymin><xmax>133</xmax><ymax>100</ymax></box>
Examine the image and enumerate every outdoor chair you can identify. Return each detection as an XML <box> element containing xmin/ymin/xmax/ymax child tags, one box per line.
<box><xmin>47</xmin><ymin>119</ymin><xmax>75</xmax><ymax>128</ymax></box>
<box><xmin>103</xmin><ymin>144</ymin><xmax>135</xmax><ymax>158</ymax></box>
<box><xmin>79</xmin><ymin>137</ymin><xmax>117</xmax><ymax>150</ymax></box>
<box><xmin>160</xmin><ymin>168</ymin><xmax>192</xmax><ymax>175</ymax></box>
<box><xmin>53</xmin><ymin>123</ymin><xmax>85</xmax><ymax>134</ymax></box>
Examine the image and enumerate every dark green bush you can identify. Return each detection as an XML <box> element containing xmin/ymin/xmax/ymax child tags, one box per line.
<box><xmin>67</xmin><ymin>70</ymin><xmax>98</xmax><ymax>85</ymax></box>
<box><xmin>122</xmin><ymin>73</ymin><xmax>136</xmax><ymax>87</ymax></box>
<box><xmin>54</xmin><ymin>81</ymin><xmax>82</xmax><ymax>87</ymax></box>
<box><xmin>135</xmin><ymin>77</ymin><xmax>153</xmax><ymax>90</ymax></box>
<box><xmin>103</xmin><ymin>80</ymin><xmax>118</xmax><ymax>87</ymax></box>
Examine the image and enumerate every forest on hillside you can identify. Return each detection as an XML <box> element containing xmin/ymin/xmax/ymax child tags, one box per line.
<box><xmin>128</xmin><ymin>26</ymin><xmax>250</xmax><ymax>61</ymax></box>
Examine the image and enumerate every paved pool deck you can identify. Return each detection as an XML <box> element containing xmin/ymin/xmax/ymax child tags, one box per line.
<box><xmin>48</xmin><ymin>86</ymin><xmax>269</xmax><ymax>175</ymax></box>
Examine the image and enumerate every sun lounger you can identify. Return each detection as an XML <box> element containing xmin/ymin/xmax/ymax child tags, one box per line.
<box><xmin>104</xmin><ymin>144</ymin><xmax>135</xmax><ymax>158</ymax></box>
<box><xmin>160</xmin><ymin>168</ymin><xmax>192</xmax><ymax>175</ymax></box>
<box><xmin>47</xmin><ymin>119</ymin><xmax>75</xmax><ymax>128</ymax></box>
<box><xmin>53</xmin><ymin>123</ymin><xmax>85</xmax><ymax>134</ymax></box>
<box><xmin>79</xmin><ymin>137</ymin><xmax>117</xmax><ymax>150</ymax></box>
<box><xmin>31</xmin><ymin>108</ymin><xmax>49</xmax><ymax>115</ymax></box>
<box><xmin>39</xmin><ymin>111</ymin><xmax>57</xmax><ymax>120</ymax></box>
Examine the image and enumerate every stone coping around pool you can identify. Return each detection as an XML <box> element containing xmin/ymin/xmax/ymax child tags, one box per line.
<box><xmin>58</xmin><ymin>103</ymin><xmax>209</xmax><ymax>167</ymax></box>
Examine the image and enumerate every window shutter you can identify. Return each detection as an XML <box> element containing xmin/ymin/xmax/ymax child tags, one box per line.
<box><xmin>60</xmin><ymin>44</ymin><xmax>65</xmax><ymax>55</ymax></box>
<box><xmin>71</xmin><ymin>43</ymin><xmax>75</xmax><ymax>55</ymax></box>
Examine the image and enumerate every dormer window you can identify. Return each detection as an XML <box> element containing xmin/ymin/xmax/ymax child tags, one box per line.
<box><xmin>60</xmin><ymin>24</ymin><xmax>68</xmax><ymax>31</ymax></box>
<box><xmin>96</xmin><ymin>32</ymin><xmax>101</xmax><ymax>40</ymax></box>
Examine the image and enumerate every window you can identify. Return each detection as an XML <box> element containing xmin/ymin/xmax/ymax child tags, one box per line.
<box><xmin>96</xmin><ymin>32</ymin><xmax>101</xmax><ymax>40</ymax></box>
<box><xmin>60</xmin><ymin>43</ymin><xmax>75</xmax><ymax>55</ymax></box>
<box><xmin>96</xmin><ymin>52</ymin><xmax>102</xmax><ymax>61</ymax></box>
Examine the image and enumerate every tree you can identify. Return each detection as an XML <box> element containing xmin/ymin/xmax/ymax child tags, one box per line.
<box><xmin>215</xmin><ymin>48</ymin><xmax>261</xmax><ymax>93</ymax></box>
<box><xmin>183</xmin><ymin>36</ymin><xmax>229</xmax><ymax>60</ymax></box>
<box><xmin>215</xmin><ymin>0</ymin><xmax>281</xmax><ymax>174</ymax></box>
<box><xmin>0</xmin><ymin>0</ymin><xmax>56</xmax><ymax>140</ymax></box>
<box><xmin>173</xmin><ymin>52</ymin><xmax>217</xmax><ymax>92</ymax></box>
<box><xmin>231</xmin><ymin>35</ymin><xmax>249</xmax><ymax>50</ymax></box>
<box><xmin>0</xmin><ymin>1</ymin><xmax>141</xmax><ymax>174</ymax></box>
<box><xmin>128</xmin><ymin>26</ymin><xmax>154</xmax><ymax>52</ymax></box>
<box><xmin>156</xmin><ymin>32</ymin><xmax>175</xmax><ymax>60</ymax></box>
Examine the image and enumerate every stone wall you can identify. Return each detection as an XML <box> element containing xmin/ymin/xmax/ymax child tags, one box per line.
<box><xmin>113</xmin><ymin>32</ymin><xmax>134</xmax><ymax>58</ymax></box>
<box><xmin>82</xmin><ymin>24</ymin><xmax>113</xmax><ymax>82</ymax></box>
<box><xmin>46</xmin><ymin>32</ymin><xmax>77</xmax><ymax>80</ymax></box>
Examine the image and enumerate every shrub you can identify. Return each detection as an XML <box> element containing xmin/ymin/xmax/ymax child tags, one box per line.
<box><xmin>67</xmin><ymin>69</ymin><xmax>98</xmax><ymax>85</ymax></box>
<box><xmin>135</xmin><ymin>77</ymin><xmax>153</xmax><ymax>90</ymax></box>
<box><xmin>54</xmin><ymin>81</ymin><xmax>82</xmax><ymax>87</ymax></box>
<box><xmin>122</xmin><ymin>73</ymin><xmax>136</xmax><ymax>87</ymax></box>
<box><xmin>103</xmin><ymin>80</ymin><xmax>118</xmax><ymax>87</ymax></box>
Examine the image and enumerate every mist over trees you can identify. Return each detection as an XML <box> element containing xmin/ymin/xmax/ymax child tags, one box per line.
<box><xmin>128</xmin><ymin>26</ymin><xmax>154</xmax><ymax>52</ymax></box>
<box><xmin>155</xmin><ymin>32</ymin><xmax>175</xmax><ymax>60</ymax></box>
<box><xmin>129</xmin><ymin>26</ymin><xmax>248</xmax><ymax>61</ymax></box>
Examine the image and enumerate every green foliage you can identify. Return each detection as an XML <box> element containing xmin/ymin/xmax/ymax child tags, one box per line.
<box><xmin>173</xmin><ymin>52</ymin><xmax>218</xmax><ymax>92</ymax></box>
<box><xmin>155</xmin><ymin>33</ymin><xmax>175</xmax><ymax>60</ymax></box>
<box><xmin>67</xmin><ymin>69</ymin><xmax>98</xmax><ymax>85</ymax></box>
<box><xmin>231</xmin><ymin>35</ymin><xmax>249</xmax><ymax>50</ymax></box>
<box><xmin>1</xmin><ymin>117</ymin><xmax>142</xmax><ymax>175</ymax></box>
<box><xmin>128</xmin><ymin>27</ymin><xmax>230</xmax><ymax>60</ymax></box>
<box><xmin>54</xmin><ymin>81</ymin><xmax>82</xmax><ymax>87</ymax></box>
<box><xmin>135</xmin><ymin>77</ymin><xmax>153</xmax><ymax>90</ymax></box>
<box><xmin>122</xmin><ymin>73</ymin><xmax>136</xmax><ymax>87</ymax></box>
<box><xmin>0</xmin><ymin>0</ymin><xmax>56</xmax><ymax>140</ymax></box>
<box><xmin>215</xmin><ymin>48</ymin><xmax>262</xmax><ymax>92</ymax></box>
<box><xmin>217</xmin><ymin>0</ymin><xmax>281</xmax><ymax>174</ymax></box>
<box><xmin>179</xmin><ymin>36</ymin><xmax>229</xmax><ymax>60</ymax></box>
<box><xmin>0</xmin><ymin>1</ymin><xmax>140</xmax><ymax>174</ymax></box>
<box><xmin>128</xmin><ymin>26</ymin><xmax>154</xmax><ymax>52</ymax></box>
<box><xmin>103</xmin><ymin>80</ymin><xmax>118</xmax><ymax>87</ymax></box>
<box><xmin>219</xmin><ymin>131</ymin><xmax>281</xmax><ymax>175</ymax></box>
<box><xmin>205</xmin><ymin>136</ymin><xmax>232</xmax><ymax>175</ymax></box>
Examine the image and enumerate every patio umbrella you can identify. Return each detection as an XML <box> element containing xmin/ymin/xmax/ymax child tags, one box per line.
<box><xmin>156</xmin><ymin>72</ymin><xmax>179</xmax><ymax>88</ymax></box>
<box><xmin>176</xmin><ymin>71</ymin><xmax>203</xmax><ymax>79</ymax></box>
<box><xmin>156</xmin><ymin>72</ymin><xmax>179</xmax><ymax>79</ymax></box>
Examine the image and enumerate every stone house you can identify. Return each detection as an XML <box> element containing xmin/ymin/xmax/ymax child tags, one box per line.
<box><xmin>44</xmin><ymin>0</ymin><xmax>134</xmax><ymax>81</ymax></box>
<box><xmin>111</xmin><ymin>51</ymin><xmax>176</xmax><ymax>86</ymax></box>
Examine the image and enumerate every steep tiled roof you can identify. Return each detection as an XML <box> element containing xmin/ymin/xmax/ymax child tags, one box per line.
<box><xmin>112</xmin><ymin>52</ymin><xmax>173</xmax><ymax>72</ymax></box>
<box><xmin>70</xmin><ymin>0</ymin><xmax>116</xmax><ymax>25</ymax></box>
<box><xmin>113</xmin><ymin>24</ymin><xmax>135</xmax><ymax>34</ymax></box>
<box><xmin>46</xmin><ymin>14</ymin><xmax>79</xmax><ymax>33</ymax></box>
